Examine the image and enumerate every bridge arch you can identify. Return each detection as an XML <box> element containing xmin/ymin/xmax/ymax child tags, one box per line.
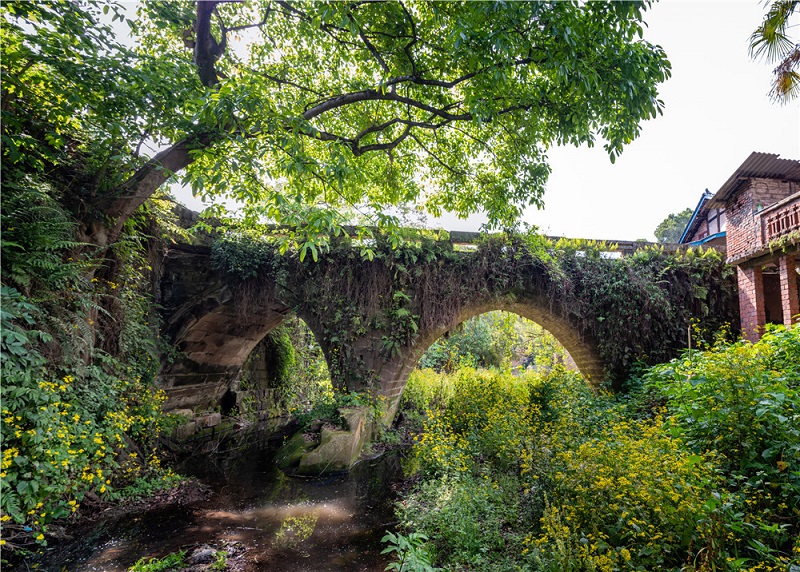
<box><xmin>372</xmin><ymin>298</ymin><xmax>604</xmax><ymax>419</ymax></box>
<box><xmin>156</xmin><ymin>244</ymin><xmax>340</xmax><ymax>411</ymax></box>
<box><xmin>158</xmin><ymin>294</ymin><xmax>341</xmax><ymax>412</ymax></box>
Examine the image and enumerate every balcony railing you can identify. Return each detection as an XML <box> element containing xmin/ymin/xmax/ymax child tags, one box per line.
<box><xmin>762</xmin><ymin>192</ymin><xmax>800</xmax><ymax>243</ymax></box>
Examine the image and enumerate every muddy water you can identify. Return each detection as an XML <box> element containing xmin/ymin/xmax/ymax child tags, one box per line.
<box><xmin>44</xmin><ymin>431</ymin><xmax>404</xmax><ymax>571</ymax></box>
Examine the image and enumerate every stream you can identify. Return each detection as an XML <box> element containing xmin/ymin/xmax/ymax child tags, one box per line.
<box><xmin>35</xmin><ymin>427</ymin><xmax>404</xmax><ymax>571</ymax></box>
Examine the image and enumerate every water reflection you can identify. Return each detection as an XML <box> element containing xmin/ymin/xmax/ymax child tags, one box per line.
<box><xmin>41</xmin><ymin>430</ymin><xmax>403</xmax><ymax>572</ymax></box>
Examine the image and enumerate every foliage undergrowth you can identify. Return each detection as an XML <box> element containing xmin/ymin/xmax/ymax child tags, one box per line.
<box><xmin>240</xmin><ymin>320</ymin><xmax>305</xmax><ymax>420</ymax></box>
<box><xmin>418</xmin><ymin>311</ymin><xmax>568</xmax><ymax>373</ymax></box>
<box><xmin>1</xmin><ymin>185</ymin><xmax>181</xmax><ymax>552</ymax></box>
<box><xmin>395</xmin><ymin>325</ymin><xmax>800</xmax><ymax>571</ymax></box>
<box><xmin>128</xmin><ymin>550</ymin><xmax>187</xmax><ymax>572</ymax></box>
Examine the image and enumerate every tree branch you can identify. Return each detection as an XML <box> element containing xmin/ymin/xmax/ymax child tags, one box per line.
<box><xmin>275</xmin><ymin>1</ymin><xmax>361</xmax><ymax>49</ymax></box>
<box><xmin>101</xmin><ymin>137</ymin><xmax>207</xmax><ymax>242</ymax></box>
<box><xmin>385</xmin><ymin>56</ymin><xmax>539</xmax><ymax>90</ymax></box>
<box><xmin>410</xmin><ymin>133</ymin><xmax>470</xmax><ymax>178</ymax></box>
<box><xmin>349</xmin><ymin>5</ymin><xmax>390</xmax><ymax>75</ymax></box>
<box><xmin>252</xmin><ymin>68</ymin><xmax>327</xmax><ymax>97</ymax></box>
<box><xmin>398</xmin><ymin>1</ymin><xmax>418</xmax><ymax>80</ymax></box>
<box><xmin>194</xmin><ymin>1</ymin><xmax>223</xmax><ymax>87</ymax></box>
<box><xmin>302</xmin><ymin>89</ymin><xmax>470</xmax><ymax>121</ymax></box>
<box><xmin>354</xmin><ymin>123</ymin><xmax>412</xmax><ymax>156</ymax></box>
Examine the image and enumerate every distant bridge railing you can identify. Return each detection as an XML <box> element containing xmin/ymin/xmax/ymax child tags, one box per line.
<box><xmin>447</xmin><ymin>230</ymin><xmax>682</xmax><ymax>256</ymax></box>
<box><xmin>173</xmin><ymin>205</ymin><xmax>696</xmax><ymax>257</ymax></box>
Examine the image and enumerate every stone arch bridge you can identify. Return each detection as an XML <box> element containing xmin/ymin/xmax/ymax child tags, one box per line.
<box><xmin>156</xmin><ymin>232</ymin><xmax>737</xmax><ymax>418</ymax></box>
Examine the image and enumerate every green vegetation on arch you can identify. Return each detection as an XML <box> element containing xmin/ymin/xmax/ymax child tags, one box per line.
<box><xmin>212</xmin><ymin>228</ymin><xmax>738</xmax><ymax>384</ymax></box>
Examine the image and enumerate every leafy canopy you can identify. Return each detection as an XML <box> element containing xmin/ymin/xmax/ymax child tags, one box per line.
<box><xmin>3</xmin><ymin>1</ymin><xmax>671</xmax><ymax>239</ymax></box>
<box><xmin>654</xmin><ymin>207</ymin><xmax>693</xmax><ymax>243</ymax></box>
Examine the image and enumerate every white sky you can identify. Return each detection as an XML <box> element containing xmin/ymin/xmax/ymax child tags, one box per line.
<box><xmin>173</xmin><ymin>1</ymin><xmax>800</xmax><ymax>242</ymax></box>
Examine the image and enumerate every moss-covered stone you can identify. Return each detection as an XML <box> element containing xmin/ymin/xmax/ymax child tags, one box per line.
<box><xmin>275</xmin><ymin>431</ymin><xmax>318</xmax><ymax>471</ymax></box>
<box><xmin>276</xmin><ymin>406</ymin><xmax>373</xmax><ymax>475</ymax></box>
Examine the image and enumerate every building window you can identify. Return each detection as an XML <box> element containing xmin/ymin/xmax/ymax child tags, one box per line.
<box><xmin>708</xmin><ymin>208</ymin><xmax>725</xmax><ymax>235</ymax></box>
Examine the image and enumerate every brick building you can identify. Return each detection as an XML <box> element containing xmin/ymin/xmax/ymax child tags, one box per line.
<box><xmin>682</xmin><ymin>152</ymin><xmax>800</xmax><ymax>340</ymax></box>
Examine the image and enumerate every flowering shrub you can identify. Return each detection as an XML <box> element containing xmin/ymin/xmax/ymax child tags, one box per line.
<box><xmin>0</xmin><ymin>360</ymin><xmax>174</xmax><ymax>548</ymax></box>
<box><xmin>646</xmin><ymin>324</ymin><xmax>800</xmax><ymax>568</ymax></box>
<box><xmin>0</xmin><ymin>243</ymin><xmax>178</xmax><ymax>551</ymax></box>
<box><xmin>0</xmin><ymin>186</ymin><xmax>184</xmax><ymax>551</ymax></box>
<box><xmin>397</xmin><ymin>326</ymin><xmax>800</xmax><ymax>571</ymax></box>
<box><xmin>401</xmin><ymin>368</ymin><xmax>458</xmax><ymax>416</ymax></box>
<box><xmin>532</xmin><ymin>417</ymin><xmax>719</xmax><ymax>570</ymax></box>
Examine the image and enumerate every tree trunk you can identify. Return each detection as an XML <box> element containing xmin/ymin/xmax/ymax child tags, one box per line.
<box><xmin>78</xmin><ymin>138</ymin><xmax>198</xmax><ymax>247</ymax></box>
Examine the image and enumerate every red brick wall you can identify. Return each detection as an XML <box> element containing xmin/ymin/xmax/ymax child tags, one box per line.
<box><xmin>751</xmin><ymin>178</ymin><xmax>797</xmax><ymax>208</ymax></box>
<box><xmin>779</xmin><ymin>255</ymin><xmax>800</xmax><ymax>326</ymax></box>
<box><xmin>737</xmin><ymin>265</ymin><xmax>766</xmax><ymax>342</ymax></box>
<box><xmin>725</xmin><ymin>179</ymin><xmax>796</xmax><ymax>263</ymax></box>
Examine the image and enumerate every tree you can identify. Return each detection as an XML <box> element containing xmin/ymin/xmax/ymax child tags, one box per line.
<box><xmin>750</xmin><ymin>0</ymin><xmax>800</xmax><ymax>102</ymax></box>
<box><xmin>2</xmin><ymin>0</ymin><xmax>671</xmax><ymax>251</ymax></box>
<box><xmin>654</xmin><ymin>208</ymin><xmax>692</xmax><ymax>243</ymax></box>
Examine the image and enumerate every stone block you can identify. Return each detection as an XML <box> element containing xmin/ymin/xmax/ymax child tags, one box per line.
<box><xmin>292</xmin><ymin>406</ymin><xmax>373</xmax><ymax>475</ymax></box>
<box><xmin>174</xmin><ymin>421</ymin><xmax>197</xmax><ymax>440</ymax></box>
<box><xmin>171</xmin><ymin>409</ymin><xmax>194</xmax><ymax>420</ymax></box>
<box><xmin>275</xmin><ymin>431</ymin><xmax>318</xmax><ymax>470</ymax></box>
<box><xmin>196</xmin><ymin>412</ymin><xmax>222</xmax><ymax>428</ymax></box>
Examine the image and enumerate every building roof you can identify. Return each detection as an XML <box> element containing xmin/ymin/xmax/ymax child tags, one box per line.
<box><xmin>708</xmin><ymin>152</ymin><xmax>800</xmax><ymax>207</ymax></box>
<box><xmin>684</xmin><ymin>231</ymin><xmax>726</xmax><ymax>248</ymax></box>
<box><xmin>679</xmin><ymin>189</ymin><xmax>715</xmax><ymax>244</ymax></box>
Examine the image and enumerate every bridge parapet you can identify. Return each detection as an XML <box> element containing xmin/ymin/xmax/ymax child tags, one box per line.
<box><xmin>170</xmin><ymin>205</ymin><xmax>692</xmax><ymax>256</ymax></box>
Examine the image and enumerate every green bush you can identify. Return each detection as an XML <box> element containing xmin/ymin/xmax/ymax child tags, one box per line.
<box><xmin>400</xmin><ymin>368</ymin><xmax>457</xmax><ymax>415</ymax></box>
<box><xmin>417</xmin><ymin>311</ymin><xmax>569</xmax><ymax>373</ymax></box>
<box><xmin>0</xmin><ymin>178</ymin><xmax>178</xmax><ymax>550</ymax></box>
<box><xmin>128</xmin><ymin>550</ymin><xmax>186</xmax><ymax>572</ymax></box>
<box><xmin>397</xmin><ymin>473</ymin><xmax>519</xmax><ymax>568</ymax></box>
<box><xmin>396</xmin><ymin>326</ymin><xmax>800</xmax><ymax>571</ymax></box>
<box><xmin>381</xmin><ymin>531</ymin><xmax>440</xmax><ymax>572</ymax></box>
<box><xmin>0</xmin><ymin>326</ymin><xmax>174</xmax><ymax>547</ymax></box>
<box><xmin>645</xmin><ymin>324</ymin><xmax>800</xmax><ymax>565</ymax></box>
